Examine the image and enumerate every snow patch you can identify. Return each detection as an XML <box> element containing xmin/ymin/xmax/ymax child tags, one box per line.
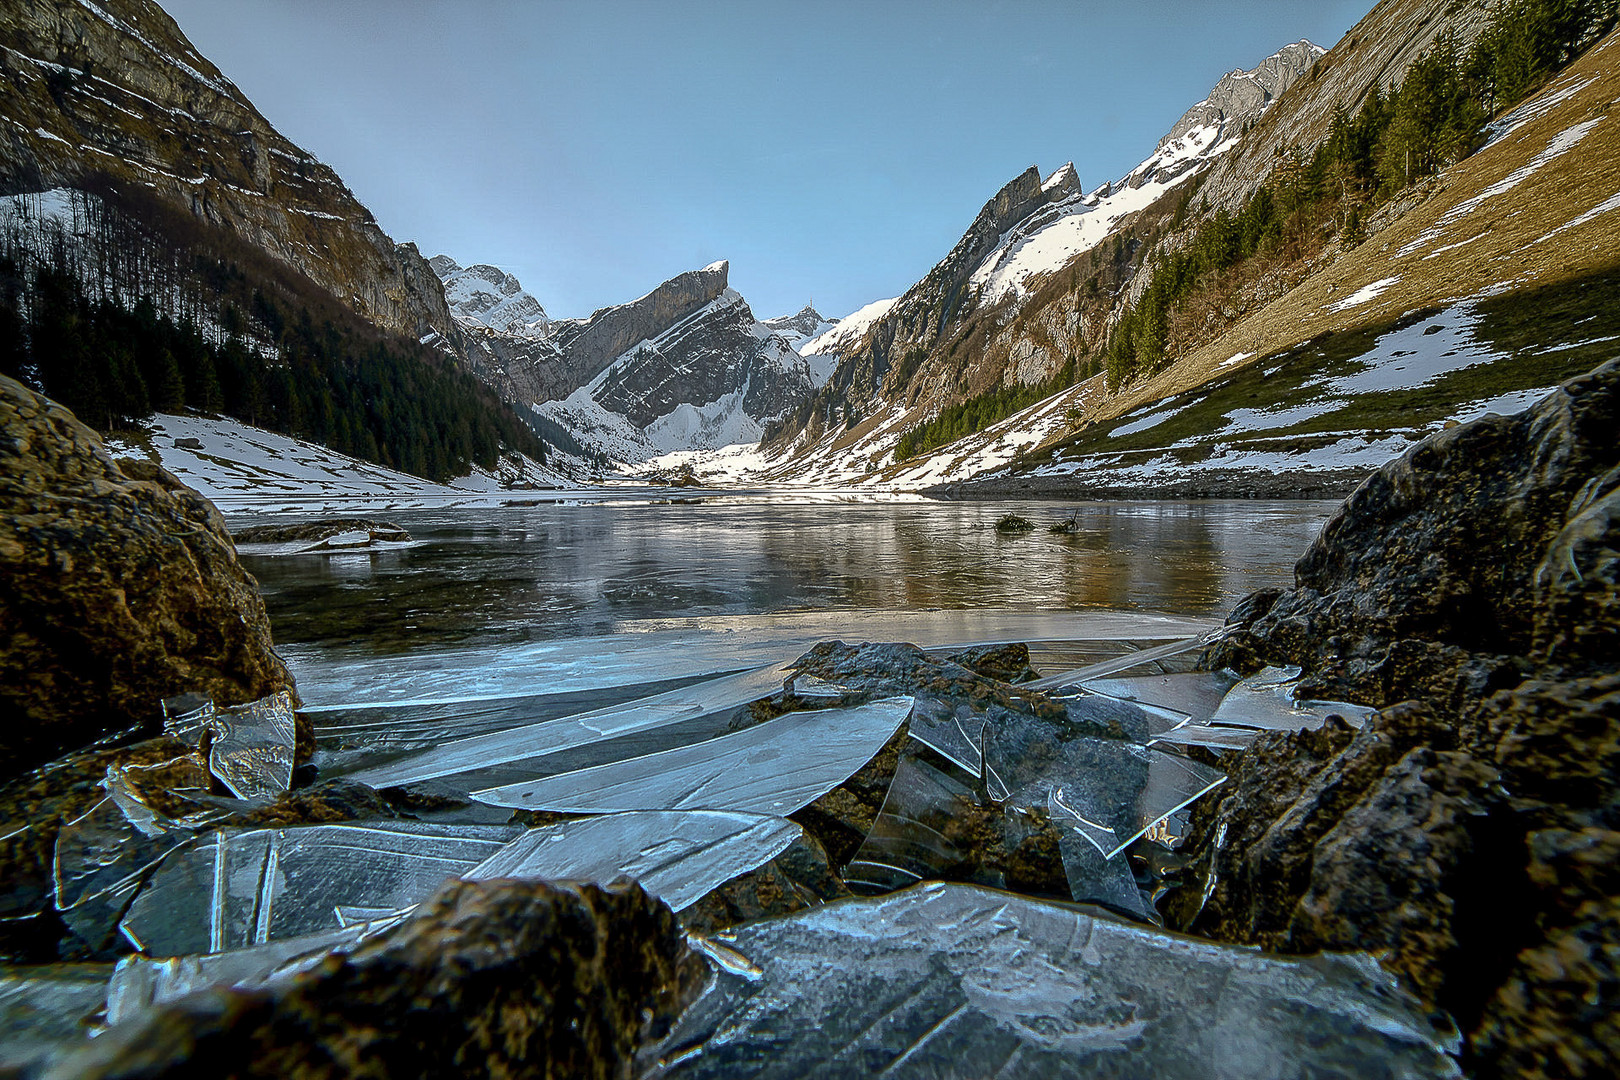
<box><xmin>1325</xmin><ymin>276</ymin><xmax>1400</xmax><ymax>313</ymax></box>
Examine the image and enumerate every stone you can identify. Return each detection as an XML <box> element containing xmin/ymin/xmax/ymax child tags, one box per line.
<box><xmin>50</xmin><ymin>877</ymin><xmax>706</xmax><ymax>1080</ymax></box>
<box><xmin>1166</xmin><ymin>358</ymin><xmax>1620</xmax><ymax>1073</ymax></box>
<box><xmin>0</xmin><ymin>376</ymin><xmax>298</xmax><ymax>776</ymax></box>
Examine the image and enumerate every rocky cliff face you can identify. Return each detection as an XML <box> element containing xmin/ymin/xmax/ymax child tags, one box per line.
<box><xmin>1193</xmin><ymin>0</ymin><xmax>1497</xmax><ymax>211</ymax></box>
<box><xmin>0</xmin><ymin>374</ymin><xmax>295</xmax><ymax>773</ymax></box>
<box><xmin>437</xmin><ymin>259</ymin><xmax>819</xmax><ymax>461</ymax></box>
<box><xmin>0</xmin><ymin>0</ymin><xmax>453</xmax><ymax>341</ymax></box>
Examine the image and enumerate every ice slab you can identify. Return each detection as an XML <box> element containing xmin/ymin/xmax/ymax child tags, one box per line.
<box><xmin>1077</xmin><ymin>671</ymin><xmax>1242</xmax><ymax>720</ymax></box>
<box><xmin>52</xmin><ymin>759</ymin><xmax>219</xmax><ymax>946</ymax></box>
<box><xmin>309</xmin><ymin>672</ymin><xmax>723</xmax><ymax>773</ymax></box>
<box><xmin>467</xmin><ymin>810</ymin><xmax>802</xmax><ymax>914</ymax></box>
<box><xmin>342</xmin><ymin>663</ymin><xmax>797</xmax><ymax>790</ymax></box>
<box><xmin>471</xmin><ymin>697</ymin><xmax>915</xmax><ymax>815</ymax></box>
<box><xmin>648</xmin><ymin>883</ymin><xmax>1461</xmax><ymax>1079</ymax></box>
<box><xmin>1210</xmin><ymin>667</ymin><xmax>1377</xmax><ymax>732</ymax></box>
<box><xmin>118</xmin><ymin>822</ymin><xmax>519</xmax><ymax>956</ymax></box>
<box><xmin>287</xmin><ymin>609</ymin><xmax>1216</xmax><ymax>710</ymax></box>
<box><xmin>849</xmin><ymin>706</ymin><xmax>1216</xmax><ymax>921</ymax></box>
<box><xmin>1025</xmin><ymin>628</ymin><xmax>1229</xmax><ymax>691</ymax></box>
<box><xmin>0</xmin><ymin>965</ymin><xmax>112</xmax><ymax>1074</ymax></box>
<box><xmin>207</xmin><ymin>691</ymin><xmax>297</xmax><ymax>800</ymax></box>
<box><xmin>105</xmin><ymin>922</ymin><xmax>387</xmax><ymax>1025</ymax></box>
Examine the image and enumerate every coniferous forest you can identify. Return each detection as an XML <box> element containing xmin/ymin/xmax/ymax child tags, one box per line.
<box><xmin>0</xmin><ymin>182</ymin><xmax>545</xmax><ymax>482</ymax></box>
<box><xmin>1104</xmin><ymin>0</ymin><xmax>1618</xmax><ymax>388</ymax></box>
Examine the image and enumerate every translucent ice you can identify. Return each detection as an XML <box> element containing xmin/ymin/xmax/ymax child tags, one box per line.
<box><xmin>118</xmin><ymin>822</ymin><xmax>519</xmax><ymax>956</ymax></box>
<box><xmin>470</xmin><ymin>697</ymin><xmax>915</xmax><ymax>815</ymax></box>
<box><xmin>466</xmin><ymin>810</ymin><xmax>803</xmax><ymax>914</ymax></box>
<box><xmin>647</xmin><ymin>883</ymin><xmax>1461</xmax><ymax>1079</ymax></box>
<box><xmin>207</xmin><ymin>691</ymin><xmax>298</xmax><ymax>800</ymax></box>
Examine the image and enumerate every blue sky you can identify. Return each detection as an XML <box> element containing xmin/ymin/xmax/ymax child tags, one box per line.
<box><xmin>162</xmin><ymin>0</ymin><xmax>1373</xmax><ymax>321</ymax></box>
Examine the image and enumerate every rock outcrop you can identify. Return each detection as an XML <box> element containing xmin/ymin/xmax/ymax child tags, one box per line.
<box><xmin>0</xmin><ymin>0</ymin><xmax>454</xmax><ymax>342</ymax></box>
<box><xmin>540</xmin><ymin>262</ymin><xmax>732</xmax><ymax>401</ymax></box>
<box><xmin>54</xmin><ymin>877</ymin><xmax>705</xmax><ymax>1080</ymax></box>
<box><xmin>0</xmin><ymin>375</ymin><xmax>295</xmax><ymax>772</ymax></box>
<box><xmin>1169</xmin><ymin>357</ymin><xmax>1620</xmax><ymax>1077</ymax></box>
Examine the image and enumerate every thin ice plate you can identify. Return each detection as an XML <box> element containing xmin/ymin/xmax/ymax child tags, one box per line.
<box><xmin>1211</xmin><ymin>668</ymin><xmax>1377</xmax><ymax>731</ymax></box>
<box><xmin>342</xmin><ymin>663</ymin><xmax>796</xmax><ymax>790</ymax></box>
<box><xmin>207</xmin><ymin>691</ymin><xmax>297</xmax><ymax>800</ymax></box>
<box><xmin>119</xmin><ymin>822</ymin><xmax>519</xmax><ymax>956</ymax></box>
<box><xmin>466</xmin><ymin>810</ymin><xmax>802</xmax><ymax>914</ymax></box>
<box><xmin>471</xmin><ymin>697</ymin><xmax>913</xmax><ymax>815</ymax></box>
<box><xmin>647</xmin><ymin>883</ymin><xmax>1461</xmax><ymax>1080</ymax></box>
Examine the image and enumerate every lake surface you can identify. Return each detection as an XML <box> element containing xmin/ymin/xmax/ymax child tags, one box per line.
<box><xmin>237</xmin><ymin>498</ymin><xmax>1336</xmax><ymax>707</ymax></box>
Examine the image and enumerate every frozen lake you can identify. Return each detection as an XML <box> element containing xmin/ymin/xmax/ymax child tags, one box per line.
<box><xmin>235</xmin><ymin>497</ymin><xmax>1338</xmax><ymax>708</ymax></box>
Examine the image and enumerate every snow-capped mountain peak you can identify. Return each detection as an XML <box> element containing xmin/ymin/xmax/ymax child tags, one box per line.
<box><xmin>761</xmin><ymin>305</ymin><xmax>837</xmax><ymax>351</ymax></box>
<box><xmin>430</xmin><ymin>255</ymin><xmax>551</xmax><ymax>338</ymax></box>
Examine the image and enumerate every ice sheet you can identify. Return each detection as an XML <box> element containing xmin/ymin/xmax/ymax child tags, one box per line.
<box><xmin>648</xmin><ymin>884</ymin><xmax>1461</xmax><ymax>1079</ymax></box>
<box><xmin>470</xmin><ymin>697</ymin><xmax>915</xmax><ymax>815</ymax></box>
<box><xmin>1078</xmin><ymin>671</ymin><xmax>1241</xmax><ymax>720</ymax></box>
<box><xmin>466</xmin><ymin>810</ymin><xmax>802</xmax><ymax>914</ymax></box>
<box><xmin>342</xmin><ymin>663</ymin><xmax>797</xmax><ymax>790</ymax></box>
<box><xmin>1025</xmin><ymin>629</ymin><xmax>1228</xmax><ymax>690</ymax></box>
<box><xmin>288</xmin><ymin>610</ymin><xmax>1217</xmax><ymax>710</ymax></box>
<box><xmin>118</xmin><ymin>822</ymin><xmax>519</xmax><ymax>956</ymax></box>
<box><xmin>309</xmin><ymin>672</ymin><xmax>722</xmax><ymax>772</ymax></box>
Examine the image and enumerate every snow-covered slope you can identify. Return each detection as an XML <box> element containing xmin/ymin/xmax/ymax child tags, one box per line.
<box><xmin>971</xmin><ymin>42</ymin><xmax>1323</xmax><ymax>306</ymax></box>
<box><xmin>428</xmin><ymin>255</ymin><xmax>550</xmax><ymax>338</ymax></box>
<box><xmin>106</xmin><ymin>413</ymin><xmax>585</xmax><ymax>513</ymax></box>
<box><xmin>761</xmin><ymin>305</ymin><xmax>837</xmax><ymax>352</ymax></box>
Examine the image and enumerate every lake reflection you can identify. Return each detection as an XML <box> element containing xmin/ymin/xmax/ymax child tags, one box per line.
<box><xmin>235</xmin><ymin>498</ymin><xmax>1336</xmax><ymax>656</ymax></box>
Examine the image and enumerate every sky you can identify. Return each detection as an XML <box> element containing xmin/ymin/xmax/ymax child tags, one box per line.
<box><xmin>161</xmin><ymin>0</ymin><xmax>1374</xmax><ymax>322</ymax></box>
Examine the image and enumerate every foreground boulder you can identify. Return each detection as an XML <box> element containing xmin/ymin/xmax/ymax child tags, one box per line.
<box><xmin>54</xmin><ymin>877</ymin><xmax>706</xmax><ymax>1080</ymax></box>
<box><xmin>1175</xmin><ymin>359</ymin><xmax>1620</xmax><ymax>1077</ymax></box>
<box><xmin>0</xmin><ymin>376</ymin><xmax>296</xmax><ymax>773</ymax></box>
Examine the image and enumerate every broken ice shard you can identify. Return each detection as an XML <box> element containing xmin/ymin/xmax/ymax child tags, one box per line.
<box><xmin>118</xmin><ymin>822</ymin><xmax>520</xmax><ymax>956</ymax></box>
<box><xmin>307</xmin><ymin>672</ymin><xmax>723</xmax><ymax>773</ymax></box>
<box><xmin>105</xmin><ymin>922</ymin><xmax>386</xmax><ymax>1025</ymax></box>
<box><xmin>0</xmin><ymin>964</ymin><xmax>113</xmax><ymax>1075</ymax></box>
<box><xmin>207</xmin><ymin>691</ymin><xmax>298</xmax><ymax>800</ymax></box>
<box><xmin>1076</xmin><ymin>671</ymin><xmax>1242</xmax><ymax>721</ymax></box>
<box><xmin>342</xmin><ymin>662</ymin><xmax>798</xmax><ymax>790</ymax></box>
<box><xmin>648</xmin><ymin>883</ymin><xmax>1461</xmax><ymax>1080</ymax></box>
<box><xmin>469</xmin><ymin>697</ymin><xmax>914</xmax><ymax>815</ymax></box>
<box><xmin>52</xmin><ymin>758</ymin><xmax>218</xmax><ymax>948</ymax></box>
<box><xmin>1209</xmin><ymin>666</ymin><xmax>1377</xmax><ymax>731</ymax></box>
<box><xmin>465</xmin><ymin>810</ymin><xmax>803</xmax><ymax>914</ymax></box>
<box><xmin>1025</xmin><ymin>629</ymin><xmax>1229</xmax><ymax>691</ymax></box>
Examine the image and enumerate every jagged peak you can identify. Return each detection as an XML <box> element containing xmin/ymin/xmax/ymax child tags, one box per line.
<box><xmin>1042</xmin><ymin>162</ymin><xmax>1081</xmax><ymax>196</ymax></box>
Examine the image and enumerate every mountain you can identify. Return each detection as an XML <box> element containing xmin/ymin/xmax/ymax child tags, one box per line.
<box><xmin>743</xmin><ymin>38</ymin><xmax>1326</xmax><ymax>481</ymax></box>
<box><xmin>719</xmin><ymin>0</ymin><xmax>1618</xmax><ymax>500</ymax></box>
<box><xmin>0</xmin><ymin>0</ymin><xmax>546</xmax><ymax>483</ymax></box>
<box><xmin>0</xmin><ymin>0</ymin><xmax>452</xmax><ymax>341</ymax></box>
<box><xmin>429</xmin><ymin>256</ymin><xmax>550</xmax><ymax>338</ymax></box>
<box><xmin>432</xmin><ymin>259</ymin><xmax>820</xmax><ymax>462</ymax></box>
<box><xmin>760</xmin><ymin>305</ymin><xmax>837</xmax><ymax>354</ymax></box>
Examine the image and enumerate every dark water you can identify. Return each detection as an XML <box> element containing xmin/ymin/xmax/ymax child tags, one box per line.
<box><xmin>236</xmin><ymin>498</ymin><xmax>1337</xmax><ymax>658</ymax></box>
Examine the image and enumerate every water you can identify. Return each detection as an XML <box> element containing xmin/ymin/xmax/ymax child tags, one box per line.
<box><xmin>237</xmin><ymin>498</ymin><xmax>1335</xmax><ymax>665</ymax></box>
